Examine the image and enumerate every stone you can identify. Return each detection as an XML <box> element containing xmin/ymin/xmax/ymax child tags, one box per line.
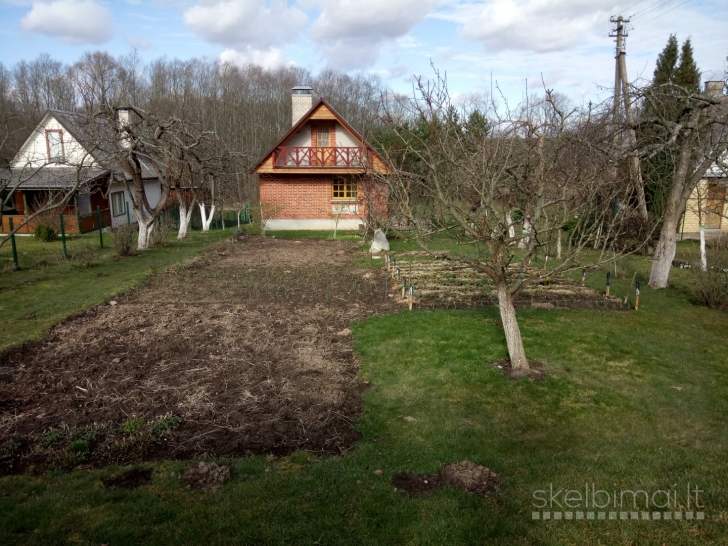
<box><xmin>369</xmin><ymin>229</ymin><xmax>389</xmax><ymax>255</ymax></box>
<box><xmin>404</xmin><ymin>416</ymin><xmax>417</xmax><ymax>423</ymax></box>
<box><xmin>336</xmin><ymin>328</ymin><xmax>352</xmax><ymax>337</ymax></box>
<box><xmin>109</xmin><ymin>300</ymin><xmax>118</xmax><ymax>306</ymax></box>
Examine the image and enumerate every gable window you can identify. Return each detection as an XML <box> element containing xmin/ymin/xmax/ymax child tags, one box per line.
<box><xmin>46</xmin><ymin>130</ymin><xmax>64</xmax><ymax>163</ymax></box>
<box><xmin>111</xmin><ymin>191</ymin><xmax>126</xmax><ymax>217</ymax></box>
<box><xmin>333</xmin><ymin>177</ymin><xmax>357</xmax><ymax>200</ymax></box>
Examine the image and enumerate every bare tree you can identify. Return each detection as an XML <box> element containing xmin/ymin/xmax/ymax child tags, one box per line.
<box><xmin>375</xmin><ymin>72</ymin><xmax>640</xmax><ymax>377</ymax></box>
<box><xmin>631</xmin><ymin>84</ymin><xmax>728</xmax><ymax>288</ymax></box>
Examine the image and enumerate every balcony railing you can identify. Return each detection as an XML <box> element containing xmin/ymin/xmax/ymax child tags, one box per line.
<box><xmin>273</xmin><ymin>146</ymin><xmax>370</xmax><ymax>168</ymax></box>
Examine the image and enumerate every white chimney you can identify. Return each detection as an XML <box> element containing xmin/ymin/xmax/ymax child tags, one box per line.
<box><xmin>291</xmin><ymin>86</ymin><xmax>313</xmax><ymax>126</ymax></box>
<box><xmin>704</xmin><ymin>81</ymin><xmax>725</xmax><ymax>97</ymax></box>
<box><xmin>118</xmin><ymin>108</ymin><xmax>132</xmax><ymax>148</ymax></box>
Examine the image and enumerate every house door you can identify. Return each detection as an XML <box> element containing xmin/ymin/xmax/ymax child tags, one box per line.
<box><xmin>705</xmin><ymin>184</ymin><xmax>725</xmax><ymax>229</ymax></box>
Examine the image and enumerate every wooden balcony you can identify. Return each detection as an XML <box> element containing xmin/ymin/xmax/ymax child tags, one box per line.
<box><xmin>273</xmin><ymin>146</ymin><xmax>371</xmax><ymax>168</ymax></box>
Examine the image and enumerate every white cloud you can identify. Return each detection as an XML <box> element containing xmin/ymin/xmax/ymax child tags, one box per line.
<box><xmin>220</xmin><ymin>46</ymin><xmax>293</xmax><ymax>69</ymax></box>
<box><xmin>303</xmin><ymin>0</ymin><xmax>437</xmax><ymax>69</ymax></box>
<box><xmin>20</xmin><ymin>0</ymin><xmax>113</xmax><ymax>44</ymax></box>
<box><xmin>433</xmin><ymin>0</ymin><xmax>620</xmax><ymax>52</ymax></box>
<box><xmin>128</xmin><ymin>35</ymin><xmax>151</xmax><ymax>50</ymax></box>
<box><xmin>183</xmin><ymin>0</ymin><xmax>307</xmax><ymax>49</ymax></box>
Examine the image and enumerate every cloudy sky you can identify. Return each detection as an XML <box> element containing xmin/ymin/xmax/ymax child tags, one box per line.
<box><xmin>1</xmin><ymin>0</ymin><xmax>726</xmax><ymax>105</ymax></box>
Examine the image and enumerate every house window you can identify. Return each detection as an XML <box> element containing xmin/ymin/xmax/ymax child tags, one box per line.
<box><xmin>46</xmin><ymin>130</ymin><xmax>64</xmax><ymax>163</ymax></box>
<box><xmin>111</xmin><ymin>192</ymin><xmax>125</xmax><ymax>217</ymax></box>
<box><xmin>333</xmin><ymin>177</ymin><xmax>357</xmax><ymax>199</ymax></box>
<box><xmin>317</xmin><ymin>126</ymin><xmax>330</xmax><ymax>147</ymax></box>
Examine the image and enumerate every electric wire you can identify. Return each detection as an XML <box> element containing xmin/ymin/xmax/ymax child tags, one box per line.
<box><xmin>633</xmin><ymin>0</ymin><xmax>690</xmax><ymax>27</ymax></box>
<box><xmin>631</xmin><ymin>0</ymin><xmax>674</xmax><ymax>19</ymax></box>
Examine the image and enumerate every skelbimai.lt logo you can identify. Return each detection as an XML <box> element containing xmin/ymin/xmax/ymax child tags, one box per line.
<box><xmin>531</xmin><ymin>483</ymin><xmax>706</xmax><ymax>521</ymax></box>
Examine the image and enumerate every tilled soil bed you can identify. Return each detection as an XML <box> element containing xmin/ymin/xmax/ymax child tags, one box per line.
<box><xmin>0</xmin><ymin>237</ymin><xmax>394</xmax><ymax>473</ymax></box>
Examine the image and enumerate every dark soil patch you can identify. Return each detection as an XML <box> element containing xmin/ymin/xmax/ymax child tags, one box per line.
<box><xmin>182</xmin><ymin>461</ymin><xmax>231</xmax><ymax>491</ymax></box>
<box><xmin>393</xmin><ymin>461</ymin><xmax>501</xmax><ymax>497</ymax></box>
<box><xmin>392</xmin><ymin>472</ymin><xmax>440</xmax><ymax>496</ymax></box>
<box><xmin>493</xmin><ymin>359</ymin><xmax>546</xmax><ymax>381</ymax></box>
<box><xmin>0</xmin><ymin>237</ymin><xmax>395</xmax><ymax>474</ymax></box>
<box><xmin>101</xmin><ymin>467</ymin><xmax>153</xmax><ymax>489</ymax></box>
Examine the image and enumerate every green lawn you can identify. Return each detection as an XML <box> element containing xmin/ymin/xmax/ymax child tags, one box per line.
<box><xmin>0</xmin><ymin>228</ymin><xmax>231</xmax><ymax>352</ymax></box>
<box><xmin>1</xmin><ymin>237</ymin><xmax>727</xmax><ymax>545</ymax></box>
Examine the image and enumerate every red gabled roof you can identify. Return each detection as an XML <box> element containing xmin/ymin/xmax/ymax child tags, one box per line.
<box><xmin>252</xmin><ymin>98</ymin><xmax>390</xmax><ymax>174</ymax></box>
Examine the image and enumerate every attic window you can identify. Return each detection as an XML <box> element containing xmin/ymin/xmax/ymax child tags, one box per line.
<box><xmin>46</xmin><ymin>130</ymin><xmax>64</xmax><ymax>163</ymax></box>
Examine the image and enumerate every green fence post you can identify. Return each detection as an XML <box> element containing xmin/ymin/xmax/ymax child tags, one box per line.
<box><xmin>59</xmin><ymin>212</ymin><xmax>67</xmax><ymax>258</ymax></box>
<box><xmin>97</xmin><ymin>206</ymin><xmax>104</xmax><ymax>248</ymax></box>
<box><xmin>126</xmin><ymin>202</ymin><xmax>131</xmax><ymax>225</ymax></box>
<box><xmin>8</xmin><ymin>217</ymin><xmax>18</xmax><ymax>268</ymax></box>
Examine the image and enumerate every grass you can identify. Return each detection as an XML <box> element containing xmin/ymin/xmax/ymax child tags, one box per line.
<box><xmin>1</xmin><ymin>236</ymin><xmax>728</xmax><ymax>544</ymax></box>
<box><xmin>0</xmin><ymin>228</ymin><xmax>231</xmax><ymax>352</ymax></box>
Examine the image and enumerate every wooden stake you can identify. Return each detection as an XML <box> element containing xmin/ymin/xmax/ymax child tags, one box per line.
<box><xmin>606</xmin><ymin>271</ymin><xmax>611</xmax><ymax>296</ymax></box>
<box><xmin>634</xmin><ymin>281</ymin><xmax>640</xmax><ymax>311</ymax></box>
<box><xmin>581</xmin><ymin>268</ymin><xmax>586</xmax><ymax>286</ymax></box>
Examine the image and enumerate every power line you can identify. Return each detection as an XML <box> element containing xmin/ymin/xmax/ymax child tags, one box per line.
<box><xmin>622</xmin><ymin>0</ymin><xmax>650</xmax><ymax>11</ymax></box>
<box><xmin>633</xmin><ymin>0</ymin><xmax>690</xmax><ymax>27</ymax></box>
<box><xmin>631</xmin><ymin>0</ymin><xmax>674</xmax><ymax>19</ymax></box>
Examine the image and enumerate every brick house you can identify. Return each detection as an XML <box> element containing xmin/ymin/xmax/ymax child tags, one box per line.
<box><xmin>253</xmin><ymin>86</ymin><xmax>390</xmax><ymax>231</ymax></box>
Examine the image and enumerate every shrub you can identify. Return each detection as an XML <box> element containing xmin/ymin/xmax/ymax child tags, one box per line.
<box><xmin>122</xmin><ymin>418</ymin><xmax>145</xmax><ymax>435</ymax></box>
<box><xmin>111</xmin><ymin>224</ymin><xmax>135</xmax><ymax>257</ymax></box>
<box><xmin>34</xmin><ymin>224</ymin><xmax>57</xmax><ymax>242</ymax></box>
<box><xmin>151</xmin><ymin>213</ymin><xmax>175</xmax><ymax>246</ymax></box>
<box><xmin>70</xmin><ymin>240</ymin><xmax>96</xmax><ymax>268</ymax></box>
<box><xmin>691</xmin><ymin>254</ymin><xmax>728</xmax><ymax>309</ymax></box>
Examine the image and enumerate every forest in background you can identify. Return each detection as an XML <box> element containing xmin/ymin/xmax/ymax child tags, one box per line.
<box><xmin>0</xmin><ymin>51</ymin><xmax>387</xmax><ymax>204</ymax></box>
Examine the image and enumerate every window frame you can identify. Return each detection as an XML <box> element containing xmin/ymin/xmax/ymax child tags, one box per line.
<box><xmin>110</xmin><ymin>191</ymin><xmax>126</xmax><ymax>217</ymax></box>
<box><xmin>45</xmin><ymin>129</ymin><xmax>65</xmax><ymax>163</ymax></box>
<box><xmin>332</xmin><ymin>177</ymin><xmax>358</xmax><ymax>200</ymax></box>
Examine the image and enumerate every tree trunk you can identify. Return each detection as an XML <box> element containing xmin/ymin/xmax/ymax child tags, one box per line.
<box><xmin>700</xmin><ymin>224</ymin><xmax>707</xmax><ymax>272</ymax></box>
<box><xmin>177</xmin><ymin>196</ymin><xmax>195</xmax><ymax>239</ymax></box>
<box><xmin>518</xmin><ymin>217</ymin><xmax>531</xmax><ymax>249</ymax></box>
<box><xmin>556</xmin><ymin>230</ymin><xmax>562</xmax><ymax>259</ymax></box>
<box><xmin>137</xmin><ymin>215</ymin><xmax>155</xmax><ymax>250</ymax></box>
<box><xmin>505</xmin><ymin>211</ymin><xmax>515</xmax><ymax>242</ymax></box>
<box><xmin>495</xmin><ymin>280</ymin><xmax>530</xmax><ymax>377</ymax></box>
<box><xmin>199</xmin><ymin>203</ymin><xmax>215</xmax><ymax>232</ymax></box>
<box><xmin>649</xmin><ymin>216</ymin><xmax>679</xmax><ymax>288</ymax></box>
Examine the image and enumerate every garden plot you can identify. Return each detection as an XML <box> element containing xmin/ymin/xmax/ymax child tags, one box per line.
<box><xmin>0</xmin><ymin>238</ymin><xmax>394</xmax><ymax>473</ymax></box>
<box><xmin>388</xmin><ymin>252</ymin><xmax>625</xmax><ymax>311</ymax></box>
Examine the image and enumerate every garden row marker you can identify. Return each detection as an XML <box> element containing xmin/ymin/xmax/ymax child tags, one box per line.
<box><xmin>635</xmin><ymin>281</ymin><xmax>640</xmax><ymax>311</ymax></box>
<box><xmin>402</xmin><ymin>276</ymin><xmax>407</xmax><ymax>298</ymax></box>
<box><xmin>59</xmin><ymin>212</ymin><xmax>67</xmax><ymax>258</ymax></box>
<box><xmin>408</xmin><ymin>284</ymin><xmax>414</xmax><ymax>310</ymax></box>
<box><xmin>8</xmin><ymin>217</ymin><xmax>18</xmax><ymax>268</ymax></box>
<box><xmin>606</xmin><ymin>271</ymin><xmax>611</xmax><ymax>296</ymax></box>
<box><xmin>581</xmin><ymin>268</ymin><xmax>586</xmax><ymax>285</ymax></box>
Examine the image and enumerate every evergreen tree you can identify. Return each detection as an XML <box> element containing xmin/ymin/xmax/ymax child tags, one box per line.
<box><xmin>640</xmin><ymin>35</ymin><xmax>702</xmax><ymax>218</ymax></box>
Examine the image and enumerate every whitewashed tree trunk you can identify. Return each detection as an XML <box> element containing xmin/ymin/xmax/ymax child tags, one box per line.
<box><xmin>199</xmin><ymin>203</ymin><xmax>215</xmax><ymax>232</ymax></box>
<box><xmin>495</xmin><ymin>280</ymin><xmax>530</xmax><ymax>377</ymax></box>
<box><xmin>556</xmin><ymin>230</ymin><xmax>562</xmax><ymax>259</ymax></box>
<box><xmin>177</xmin><ymin>196</ymin><xmax>195</xmax><ymax>239</ymax></box>
<box><xmin>699</xmin><ymin>224</ymin><xmax>707</xmax><ymax>272</ymax></box>
<box><xmin>136</xmin><ymin>215</ymin><xmax>155</xmax><ymax>250</ymax></box>
<box><xmin>649</xmin><ymin>214</ymin><xmax>679</xmax><ymax>288</ymax></box>
<box><xmin>517</xmin><ymin>217</ymin><xmax>531</xmax><ymax>249</ymax></box>
<box><xmin>505</xmin><ymin>211</ymin><xmax>515</xmax><ymax>243</ymax></box>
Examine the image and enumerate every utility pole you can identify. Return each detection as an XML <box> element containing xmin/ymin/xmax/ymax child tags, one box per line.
<box><xmin>610</xmin><ymin>15</ymin><xmax>649</xmax><ymax>221</ymax></box>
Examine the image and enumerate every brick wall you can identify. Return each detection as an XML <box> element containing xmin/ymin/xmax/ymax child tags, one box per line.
<box><xmin>259</xmin><ymin>175</ymin><xmax>388</xmax><ymax>222</ymax></box>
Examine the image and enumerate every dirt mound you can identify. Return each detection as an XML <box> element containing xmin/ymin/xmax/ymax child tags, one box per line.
<box><xmin>183</xmin><ymin>461</ymin><xmax>230</xmax><ymax>491</ymax></box>
<box><xmin>393</xmin><ymin>461</ymin><xmax>501</xmax><ymax>498</ymax></box>
<box><xmin>101</xmin><ymin>467</ymin><xmax>153</xmax><ymax>489</ymax></box>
